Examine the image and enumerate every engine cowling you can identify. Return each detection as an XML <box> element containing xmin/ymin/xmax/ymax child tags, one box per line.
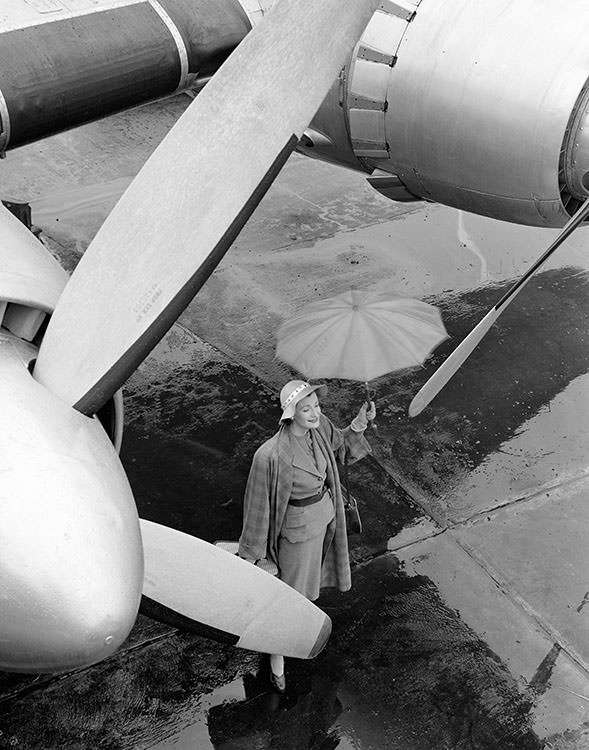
<box><xmin>299</xmin><ymin>0</ymin><xmax>589</xmax><ymax>227</ymax></box>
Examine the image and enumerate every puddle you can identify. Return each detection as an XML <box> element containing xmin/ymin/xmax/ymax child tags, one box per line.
<box><xmin>144</xmin><ymin>677</ymin><xmax>246</xmax><ymax>750</ymax></box>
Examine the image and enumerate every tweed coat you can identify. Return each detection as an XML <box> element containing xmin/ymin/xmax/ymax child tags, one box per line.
<box><xmin>238</xmin><ymin>414</ymin><xmax>371</xmax><ymax>594</ymax></box>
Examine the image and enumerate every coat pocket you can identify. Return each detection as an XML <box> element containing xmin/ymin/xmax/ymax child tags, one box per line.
<box><xmin>281</xmin><ymin>498</ymin><xmax>334</xmax><ymax>543</ymax></box>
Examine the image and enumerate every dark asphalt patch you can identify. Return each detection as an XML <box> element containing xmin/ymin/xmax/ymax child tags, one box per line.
<box><xmin>352</xmin><ymin>267</ymin><xmax>589</xmax><ymax>516</ymax></box>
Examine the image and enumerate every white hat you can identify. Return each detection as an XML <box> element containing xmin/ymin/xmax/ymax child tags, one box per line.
<box><xmin>279</xmin><ymin>380</ymin><xmax>327</xmax><ymax>422</ymax></box>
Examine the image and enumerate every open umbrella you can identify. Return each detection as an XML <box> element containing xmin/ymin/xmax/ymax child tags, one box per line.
<box><xmin>275</xmin><ymin>289</ymin><xmax>449</xmax><ymax>397</ymax></box>
<box><xmin>275</xmin><ymin>288</ymin><xmax>448</xmax><ymax>528</ymax></box>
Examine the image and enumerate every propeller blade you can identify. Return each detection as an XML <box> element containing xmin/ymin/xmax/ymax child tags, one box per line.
<box><xmin>140</xmin><ymin>520</ymin><xmax>331</xmax><ymax>659</ymax></box>
<box><xmin>0</xmin><ymin>202</ymin><xmax>67</xmax><ymax>312</ymax></box>
<box><xmin>33</xmin><ymin>0</ymin><xmax>377</xmax><ymax>414</ymax></box>
<box><xmin>408</xmin><ymin>196</ymin><xmax>589</xmax><ymax>417</ymax></box>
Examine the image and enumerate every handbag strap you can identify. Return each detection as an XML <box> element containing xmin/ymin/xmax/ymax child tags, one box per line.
<box><xmin>342</xmin><ymin>451</ymin><xmax>351</xmax><ymax>508</ymax></box>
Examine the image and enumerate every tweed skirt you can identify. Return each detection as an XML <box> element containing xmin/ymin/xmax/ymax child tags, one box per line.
<box><xmin>278</xmin><ymin>492</ymin><xmax>335</xmax><ymax>601</ymax></box>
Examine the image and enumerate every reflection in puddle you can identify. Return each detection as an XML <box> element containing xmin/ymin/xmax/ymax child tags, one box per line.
<box><xmin>145</xmin><ymin>677</ymin><xmax>246</xmax><ymax>749</ymax></box>
<box><xmin>144</xmin><ymin>670</ymin><xmax>366</xmax><ymax>750</ymax></box>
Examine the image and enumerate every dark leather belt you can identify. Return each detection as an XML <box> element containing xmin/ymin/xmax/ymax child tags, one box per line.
<box><xmin>289</xmin><ymin>487</ymin><xmax>327</xmax><ymax>507</ymax></box>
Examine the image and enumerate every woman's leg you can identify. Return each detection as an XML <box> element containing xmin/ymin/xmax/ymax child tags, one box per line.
<box><xmin>269</xmin><ymin>517</ymin><xmax>331</xmax><ymax>693</ymax></box>
<box><xmin>269</xmin><ymin>653</ymin><xmax>286</xmax><ymax>693</ymax></box>
<box><xmin>270</xmin><ymin>653</ymin><xmax>284</xmax><ymax>676</ymax></box>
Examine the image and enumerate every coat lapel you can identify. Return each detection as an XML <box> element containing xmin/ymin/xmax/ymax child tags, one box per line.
<box><xmin>290</xmin><ymin>432</ymin><xmax>324</xmax><ymax>478</ymax></box>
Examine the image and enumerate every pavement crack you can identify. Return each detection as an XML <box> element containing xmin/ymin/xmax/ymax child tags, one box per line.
<box><xmin>455</xmin><ymin>469</ymin><xmax>589</xmax><ymax>528</ymax></box>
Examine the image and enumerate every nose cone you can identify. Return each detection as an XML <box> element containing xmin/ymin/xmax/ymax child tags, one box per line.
<box><xmin>0</xmin><ymin>584</ymin><xmax>138</xmax><ymax>674</ymax></box>
<box><xmin>1</xmin><ymin>487</ymin><xmax>142</xmax><ymax>673</ymax></box>
<box><xmin>0</xmin><ymin>436</ymin><xmax>143</xmax><ymax>673</ymax></box>
<box><xmin>0</xmin><ymin>344</ymin><xmax>143</xmax><ymax>673</ymax></box>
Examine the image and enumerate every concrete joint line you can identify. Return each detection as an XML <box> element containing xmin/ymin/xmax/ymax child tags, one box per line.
<box><xmin>386</xmin><ymin>526</ymin><xmax>447</xmax><ymax>553</ymax></box>
<box><xmin>452</xmin><ymin>531</ymin><xmax>589</xmax><ymax>678</ymax></box>
<box><xmin>456</xmin><ymin>468</ymin><xmax>589</xmax><ymax>529</ymax></box>
<box><xmin>372</xmin><ymin>454</ymin><xmax>447</xmax><ymax>527</ymax></box>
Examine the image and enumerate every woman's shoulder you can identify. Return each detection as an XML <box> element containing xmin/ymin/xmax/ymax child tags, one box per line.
<box><xmin>252</xmin><ymin>430</ymin><xmax>282</xmax><ymax>461</ymax></box>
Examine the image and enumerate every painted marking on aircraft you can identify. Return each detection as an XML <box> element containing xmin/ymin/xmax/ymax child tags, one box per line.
<box><xmin>133</xmin><ymin>283</ymin><xmax>163</xmax><ymax>324</ymax></box>
<box><xmin>146</xmin><ymin>0</ymin><xmax>189</xmax><ymax>91</ymax></box>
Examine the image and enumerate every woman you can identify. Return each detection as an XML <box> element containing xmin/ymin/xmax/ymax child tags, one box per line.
<box><xmin>238</xmin><ymin>379</ymin><xmax>376</xmax><ymax>693</ymax></box>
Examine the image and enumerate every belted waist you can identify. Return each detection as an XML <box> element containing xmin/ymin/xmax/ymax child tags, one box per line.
<box><xmin>289</xmin><ymin>486</ymin><xmax>328</xmax><ymax>507</ymax></box>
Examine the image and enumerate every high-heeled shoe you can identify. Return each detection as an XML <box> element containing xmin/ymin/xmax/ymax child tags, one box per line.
<box><xmin>269</xmin><ymin>670</ymin><xmax>286</xmax><ymax>694</ymax></box>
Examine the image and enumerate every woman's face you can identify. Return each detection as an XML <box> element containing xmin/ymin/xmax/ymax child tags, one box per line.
<box><xmin>293</xmin><ymin>393</ymin><xmax>322</xmax><ymax>431</ymax></box>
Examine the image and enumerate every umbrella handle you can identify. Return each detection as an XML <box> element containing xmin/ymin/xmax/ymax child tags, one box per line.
<box><xmin>364</xmin><ymin>382</ymin><xmax>377</xmax><ymax>433</ymax></box>
<box><xmin>364</xmin><ymin>382</ymin><xmax>371</xmax><ymax>405</ymax></box>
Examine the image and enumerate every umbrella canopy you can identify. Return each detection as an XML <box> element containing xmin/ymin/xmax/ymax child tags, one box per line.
<box><xmin>275</xmin><ymin>289</ymin><xmax>448</xmax><ymax>382</ymax></box>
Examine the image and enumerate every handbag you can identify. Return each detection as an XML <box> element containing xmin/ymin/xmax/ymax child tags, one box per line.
<box><xmin>341</xmin><ymin>454</ymin><xmax>362</xmax><ymax>534</ymax></box>
<box><xmin>343</xmin><ymin>493</ymin><xmax>362</xmax><ymax>535</ymax></box>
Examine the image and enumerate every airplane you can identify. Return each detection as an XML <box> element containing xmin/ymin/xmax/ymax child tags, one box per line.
<box><xmin>2</xmin><ymin>0</ymin><xmax>589</xmax><ymax>675</ymax></box>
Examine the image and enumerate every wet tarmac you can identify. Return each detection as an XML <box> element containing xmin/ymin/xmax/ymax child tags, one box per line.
<box><xmin>1</xmin><ymin>98</ymin><xmax>589</xmax><ymax>749</ymax></box>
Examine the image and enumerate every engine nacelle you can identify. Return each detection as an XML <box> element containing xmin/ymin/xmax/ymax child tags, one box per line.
<box><xmin>0</xmin><ymin>0</ymin><xmax>251</xmax><ymax>151</ymax></box>
<box><xmin>0</xmin><ymin>203</ymin><xmax>139</xmax><ymax>673</ymax></box>
<box><xmin>299</xmin><ymin>0</ymin><xmax>589</xmax><ymax>227</ymax></box>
